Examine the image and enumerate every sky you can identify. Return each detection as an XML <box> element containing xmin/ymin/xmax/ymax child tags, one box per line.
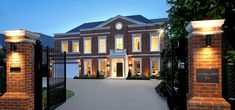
<box><xmin>0</xmin><ymin>0</ymin><xmax>169</xmax><ymax>36</ymax></box>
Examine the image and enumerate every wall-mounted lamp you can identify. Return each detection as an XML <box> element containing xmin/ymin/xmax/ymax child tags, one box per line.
<box><xmin>10</xmin><ymin>43</ymin><xmax>16</xmax><ymax>52</ymax></box>
<box><xmin>107</xmin><ymin>64</ymin><xmax>110</xmax><ymax>67</ymax></box>
<box><xmin>205</xmin><ymin>35</ymin><xmax>212</xmax><ymax>47</ymax></box>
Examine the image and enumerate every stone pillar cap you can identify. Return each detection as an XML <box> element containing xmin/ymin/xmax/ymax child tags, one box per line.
<box><xmin>186</xmin><ymin>19</ymin><xmax>225</xmax><ymax>31</ymax></box>
<box><xmin>4</xmin><ymin>30</ymin><xmax>40</xmax><ymax>43</ymax></box>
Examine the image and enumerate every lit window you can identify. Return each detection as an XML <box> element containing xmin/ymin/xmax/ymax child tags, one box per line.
<box><xmin>132</xmin><ymin>59</ymin><xmax>142</xmax><ymax>76</ymax></box>
<box><xmin>99</xmin><ymin>59</ymin><xmax>107</xmax><ymax>77</ymax></box>
<box><xmin>72</xmin><ymin>40</ymin><xmax>79</xmax><ymax>53</ymax></box>
<box><xmin>98</xmin><ymin>37</ymin><xmax>106</xmax><ymax>53</ymax></box>
<box><xmin>150</xmin><ymin>33</ymin><xmax>159</xmax><ymax>51</ymax></box>
<box><xmin>84</xmin><ymin>38</ymin><xmax>91</xmax><ymax>54</ymax></box>
<box><xmin>115</xmin><ymin>37</ymin><xmax>123</xmax><ymax>50</ymax></box>
<box><xmin>84</xmin><ymin>60</ymin><xmax>92</xmax><ymax>76</ymax></box>
<box><xmin>151</xmin><ymin>59</ymin><xmax>159</xmax><ymax>76</ymax></box>
<box><xmin>132</xmin><ymin>34</ymin><xmax>141</xmax><ymax>52</ymax></box>
<box><xmin>61</xmin><ymin>41</ymin><xmax>68</xmax><ymax>52</ymax></box>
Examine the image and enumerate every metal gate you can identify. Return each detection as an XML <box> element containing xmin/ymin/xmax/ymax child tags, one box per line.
<box><xmin>45</xmin><ymin>47</ymin><xmax>66</xmax><ymax>110</ymax></box>
<box><xmin>166</xmin><ymin>35</ymin><xmax>187</xmax><ymax>110</ymax></box>
<box><xmin>223</xmin><ymin>61</ymin><xmax>235</xmax><ymax>109</ymax></box>
<box><xmin>34</xmin><ymin>40</ymin><xmax>66</xmax><ymax>110</ymax></box>
<box><xmin>0</xmin><ymin>49</ymin><xmax>6</xmax><ymax>96</ymax></box>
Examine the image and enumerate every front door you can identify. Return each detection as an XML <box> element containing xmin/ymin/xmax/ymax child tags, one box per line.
<box><xmin>116</xmin><ymin>63</ymin><xmax>123</xmax><ymax>77</ymax></box>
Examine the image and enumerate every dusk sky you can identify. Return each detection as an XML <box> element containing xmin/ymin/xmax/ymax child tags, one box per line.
<box><xmin>0</xmin><ymin>0</ymin><xmax>169</xmax><ymax>36</ymax></box>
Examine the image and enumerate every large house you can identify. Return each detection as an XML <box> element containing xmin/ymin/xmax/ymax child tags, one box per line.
<box><xmin>54</xmin><ymin>15</ymin><xmax>167</xmax><ymax>78</ymax></box>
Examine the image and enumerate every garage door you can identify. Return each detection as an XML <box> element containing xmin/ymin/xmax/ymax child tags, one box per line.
<box><xmin>66</xmin><ymin>63</ymin><xmax>79</xmax><ymax>78</ymax></box>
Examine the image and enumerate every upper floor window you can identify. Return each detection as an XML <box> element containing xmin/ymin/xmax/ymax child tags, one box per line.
<box><xmin>132</xmin><ymin>34</ymin><xmax>142</xmax><ymax>52</ymax></box>
<box><xmin>61</xmin><ymin>41</ymin><xmax>68</xmax><ymax>52</ymax></box>
<box><xmin>98</xmin><ymin>36</ymin><xmax>106</xmax><ymax>53</ymax></box>
<box><xmin>150</xmin><ymin>33</ymin><xmax>160</xmax><ymax>52</ymax></box>
<box><xmin>115</xmin><ymin>35</ymin><xmax>123</xmax><ymax>50</ymax></box>
<box><xmin>72</xmin><ymin>40</ymin><xmax>79</xmax><ymax>53</ymax></box>
<box><xmin>84</xmin><ymin>37</ymin><xmax>91</xmax><ymax>54</ymax></box>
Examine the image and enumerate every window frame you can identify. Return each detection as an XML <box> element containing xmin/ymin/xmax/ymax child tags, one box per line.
<box><xmin>83</xmin><ymin>37</ymin><xmax>92</xmax><ymax>54</ymax></box>
<box><xmin>72</xmin><ymin>40</ymin><xmax>80</xmax><ymax>53</ymax></box>
<box><xmin>98</xmin><ymin>36</ymin><xmax>107</xmax><ymax>54</ymax></box>
<box><xmin>132</xmin><ymin>33</ymin><xmax>142</xmax><ymax>52</ymax></box>
<box><xmin>61</xmin><ymin>40</ymin><xmax>68</xmax><ymax>53</ymax></box>
<box><xmin>150</xmin><ymin>57</ymin><xmax>160</xmax><ymax>76</ymax></box>
<box><xmin>98</xmin><ymin>59</ymin><xmax>107</xmax><ymax>76</ymax></box>
<box><xmin>150</xmin><ymin>32</ymin><xmax>160</xmax><ymax>52</ymax></box>
<box><xmin>115</xmin><ymin>35</ymin><xmax>124</xmax><ymax>50</ymax></box>
<box><xmin>83</xmin><ymin>59</ymin><xmax>92</xmax><ymax>76</ymax></box>
<box><xmin>132</xmin><ymin>58</ymin><xmax>142</xmax><ymax>76</ymax></box>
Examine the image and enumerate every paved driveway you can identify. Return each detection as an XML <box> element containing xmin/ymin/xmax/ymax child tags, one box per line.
<box><xmin>56</xmin><ymin>79</ymin><xmax>169</xmax><ymax>110</ymax></box>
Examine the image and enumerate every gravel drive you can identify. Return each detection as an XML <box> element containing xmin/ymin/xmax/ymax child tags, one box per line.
<box><xmin>56</xmin><ymin>78</ymin><xmax>169</xmax><ymax>110</ymax></box>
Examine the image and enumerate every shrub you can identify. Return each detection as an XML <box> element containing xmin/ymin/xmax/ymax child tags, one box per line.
<box><xmin>73</xmin><ymin>76</ymin><xmax>79</xmax><ymax>79</ymax></box>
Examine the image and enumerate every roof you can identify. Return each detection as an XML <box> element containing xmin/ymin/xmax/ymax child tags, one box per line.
<box><xmin>0</xmin><ymin>33</ymin><xmax>54</xmax><ymax>48</ymax></box>
<box><xmin>0</xmin><ymin>34</ymin><xmax>6</xmax><ymax>48</ymax></box>
<box><xmin>38</xmin><ymin>33</ymin><xmax>54</xmax><ymax>48</ymax></box>
<box><xmin>150</xmin><ymin>18</ymin><xmax>168</xmax><ymax>23</ymax></box>
<box><xmin>67</xmin><ymin>15</ymin><xmax>167</xmax><ymax>33</ymax></box>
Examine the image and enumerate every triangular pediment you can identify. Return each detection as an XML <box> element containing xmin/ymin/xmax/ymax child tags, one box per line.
<box><xmin>95</xmin><ymin>15</ymin><xmax>145</xmax><ymax>28</ymax></box>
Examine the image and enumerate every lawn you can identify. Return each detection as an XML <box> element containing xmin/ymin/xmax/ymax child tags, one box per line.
<box><xmin>42</xmin><ymin>88</ymin><xmax>75</xmax><ymax>107</ymax></box>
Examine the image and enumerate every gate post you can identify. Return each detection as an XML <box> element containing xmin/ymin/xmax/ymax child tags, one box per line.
<box><xmin>0</xmin><ymin>30</ymin><xmax>39</xmax><ymax>110</ymax></box>
<box><xmin>186</xmin><ymin>20</ymin><xmax>231</xmax><ymax>110</ymax></box>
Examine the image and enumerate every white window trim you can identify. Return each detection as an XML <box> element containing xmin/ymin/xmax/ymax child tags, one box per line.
<box><xmin>72</xmin><ymin>40</ymin><xmax>80</xmax><ymax>53</ymax></box>
<box><xmin>132</xmin><ymin>33</ymin><xmax>142</xmax><ymax>52</ymax></box>
<box><xmin>61</xmin><ymin>40</ymin><xmax>68</xmax><ymax>53</ymax></box>
<box><xmin>98</xmin><ymin>36</ymin><xmax>107</xmax><ymax>53</ymax></box>
<box><xmin>83</xmin><ymin>37</ymin><xmax>92</xmax><ymax>54</ymax></box>
<box><xmin>84</xmin><ymin>59</ymin><xmax>92</xmax><ymax>75</ymax></box>
<box><xmin>150</xmin><ymin>32</ymin><xmax>161</xmax><ymax>52</ymax></box>
<box><xmin>132</xmin><ymin>58</ymin><xmax>142</xmax><ymax>76</ymax></box>
<box><xmin>115</xmin><ymin>34</ymin><xmax>124</xmax><ymax>50</ymax></box>
<box><xmin>98</xmin><ymin>59</ymin><xmax>107</xmax><ymax>76</ymax></box>
<box><xmin>150</xmin><ymin>57</ymin><xmax>160</xmax><ymax>76</ymax></box>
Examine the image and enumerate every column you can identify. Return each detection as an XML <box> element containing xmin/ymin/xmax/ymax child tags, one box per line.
<box><xmin>186</xmin><ymin>20</ymin><xmax>230</xmax><ymax>110</ymax></box>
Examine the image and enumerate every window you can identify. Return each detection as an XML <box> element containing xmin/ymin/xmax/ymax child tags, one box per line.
<box><xmin>99</xmin><ymin>59</ymin><xmax>107</xmax><ymax>77</ymax></box>
<box><xmin>84</xmin><ymin>59</ymin><xmax>92</xmax><ymax>76</ymax></box>
<box><xmin>84</xmin><ymin>37</ymin><xmax>91</xmax><ymax>54</ymax></box>
<box><xmin>132</xmin><ymin>34</ymin><xmax>141</xmax><ymax>52</ymax></box>
<box><xmin>132</xmin><ymin>58</ymin><xmax>142</xmax><ymax>76</ymax></box>
<box><xmin>150</xmin><ymin>33</ymin><xmax>160</xmax><ymax>51</ymax></box>
<box><xmin>115</xmin><ymin>35</ymin><xmax>123</xmax><ymax>50</ymax></box>
<box><xmin>150</xmin><ymin>58</ymin><xmax>160</xmax><ymax>76</ymax></box>
<box><xmin>98</xmin><ymin>36</ymin><xmax>106</xmax><ymax>53</ymax></box>
<box><xmin>72</xmin><ymin>40</ymin><xmax>79</xmax><ymax>53</ymax></box>
<box><xmin>61</xmin><ymin>41</ymin><xmax>68</xmax><ymax>52</ymax></box>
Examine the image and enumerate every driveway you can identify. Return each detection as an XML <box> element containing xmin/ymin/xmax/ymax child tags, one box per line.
<box><xmin>56</xmin><ymin>79</ymin><xmax>169</xmax><ymax>110</ymax></box>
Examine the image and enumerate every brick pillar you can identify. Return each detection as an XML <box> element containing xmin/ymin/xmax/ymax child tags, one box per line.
<box><xmin>0</xmin><ymin>30</ymin><xmax>39</xmax><ymax>110</ymax></box>
<box><xmin>186</xmin><ymin>20</ymin><xmax>230</xmax><ymax>110</ymax></box>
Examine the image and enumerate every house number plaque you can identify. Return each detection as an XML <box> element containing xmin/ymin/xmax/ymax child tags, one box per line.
<box><xmin>196</xmin><ymin>69</ymin><xmax>219</xmax><ymax>83</ymax></box>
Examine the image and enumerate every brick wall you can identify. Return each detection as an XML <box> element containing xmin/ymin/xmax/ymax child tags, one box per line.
<box><xmin>187</xmin><ymin>20</ymin><xmax>230</xmax><ymax>110</ymax></box>
<box><xmin>0</xmin><ymin>33</ymin><xmax>38</xmax><ymax>110</ymax></box>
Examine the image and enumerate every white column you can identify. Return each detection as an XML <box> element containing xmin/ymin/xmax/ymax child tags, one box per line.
<box><xmin>110</xmin><ymin>58</ymin><xmax>112</xmax><ymax>78</ymax></box>
<box><xmin>124</xmin><ymin>58</ymin><xmax>127</xmax><ymax>77</ymax></box>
